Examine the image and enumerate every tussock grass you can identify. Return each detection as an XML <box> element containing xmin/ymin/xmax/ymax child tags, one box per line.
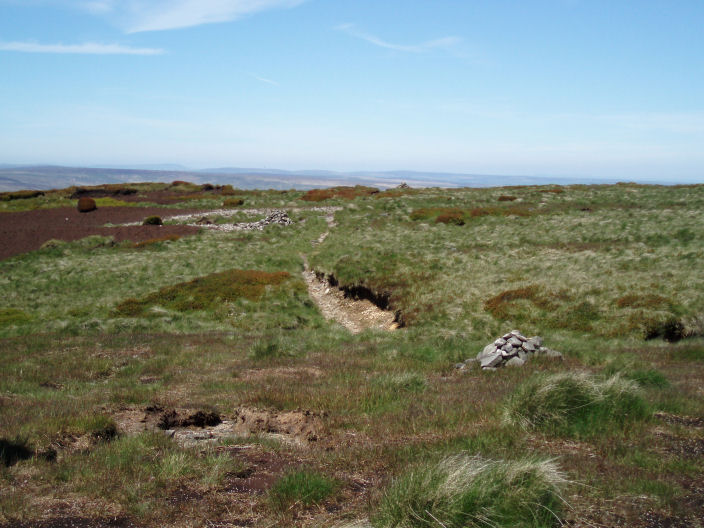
<box><xmin>373</xmin><ymin>454</ymin><xmax>567</xmax><ymax>528</ymax></box>
<box><xmin>504</xmin><ymin>372</ymin><xmax>650</xmax><ymax>436</ymax></box>
<box><xmin>269</xmin><ymin>469</ymin><xmax>337</xmax><ymax>509</ymax></box>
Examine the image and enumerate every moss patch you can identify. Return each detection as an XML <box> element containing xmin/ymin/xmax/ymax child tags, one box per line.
<box><xmin>113</xmin><ymin>269</ymin><xmax>291</xmax><ymax>316</ymax></box>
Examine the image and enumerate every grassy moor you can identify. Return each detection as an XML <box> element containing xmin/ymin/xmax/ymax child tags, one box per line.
<box><xmin>1</xmin><ymin>182</ymin><xmax>703</xmax><ymax>527</ymax></box>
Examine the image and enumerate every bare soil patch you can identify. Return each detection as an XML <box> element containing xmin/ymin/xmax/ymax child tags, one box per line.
<box><xmin>112</xmin><ymin>406</ymin><xmax>324</xmax><ymax>447</ymax></box>
<box><xmin>0</xmin><ymin>206</ymin><xmax>203</xmax><ymax>260</ymax></box>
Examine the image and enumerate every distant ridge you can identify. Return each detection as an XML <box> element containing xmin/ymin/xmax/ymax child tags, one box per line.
<box><xmin>0</xmin><ymin>163</ymin><xmax>653</xmax><ymax>192</ymax></box>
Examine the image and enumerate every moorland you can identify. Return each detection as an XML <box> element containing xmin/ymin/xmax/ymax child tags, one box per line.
<box><xmin>0</xmin><ymin>181</ymin><xmax>703</xmax><ymax>528</ymax></box>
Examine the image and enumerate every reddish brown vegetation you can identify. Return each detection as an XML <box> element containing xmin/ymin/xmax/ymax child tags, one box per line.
<box><xmin>77</xmin><ymin>197</ymin><xmax>97</xmax><ymax>213</ymax></box>
<box><xmin>616</xmin><ymin>294</ymin><xmax>671</xmax><ymax>309</ymax></box>
<box><xmin>435</xmin><ymin>211</ymin><xmax>465</xmax><ymax>225</ymax></box>
<box><xmin>484</xmin><ymin>285</ymin><xmax>545</xmax><ymax>320</ymax></box>
<box><xmin>0</xmin><ymin>190</ymin><xmax>45</xmax><ymax>201</ymax></box>
<box><xmin>498</xmin><ymin>195</ymin><xmax>518</xmax><ymax>201</ymax></box>
<box><xmin>301</xmin><ymin>186</ymin><xmax>379</xmax><ymax>202</ymax></box>
<box><xmin>0</xmin><ymin>206</ymin><xmax>202</xmax><ymax>260</ymax></box>
<box><xmin>223</xmin><ymin>198</ymin><xmax>245</xmax><ymax>207</ymax></box>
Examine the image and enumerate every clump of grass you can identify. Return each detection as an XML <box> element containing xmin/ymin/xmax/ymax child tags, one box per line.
<box><xmin>601</xmin><ymin>356</ymin><xmax>670</xmax><ymax>388</ymax></box>
<box><xmin>269</xmin><ymin>469</ymin><xmax>337</xmax><ymax>509</ymax></box>
<box><xmin>112</xmin><ymin>269</ymin><xmax>291</xmax><ymax>316</ymax></box>
<box><xmin>249</xmin><ymin>339</ymin><xmax>287</xmax><ymax>360</ymax></box>
<box><xmin>133</xmin><ymin>235</ymin><xmax>181</xmax><ymax>248</ymax></box>
<box><xmin>0</xmin><ymin>308</ymin><xmax>31</xmax><ymax>327</ymax></box>
<box><xmin>373</xmin><ymin>454</ymin><xmax>567</xmax><ymax>528</ymax></box>
<box><xmin>371</xmin><ymin>372</ymin><xmax>426</xmax><ymax>393</ymax></box>
<box><xmin>223</xmin><ymin>197</ymin><xmax>244</xmax><ymax>207</ymax></box>
<box><xmin>142</xmin><ymin>216</ymin><xmax>163</xmax><ymax>226</ymax></box>
<box><xmin>503</xmin><ymin>372</ymin><xmax>650</xmax><ymax>437</ymax></box>
<box><xmin>301</xmin><ymin>186</ymin><xmax>379</xmax><ymax>202</ymax></box>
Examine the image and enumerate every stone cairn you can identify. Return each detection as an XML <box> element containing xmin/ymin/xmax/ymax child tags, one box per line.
<box><xmin>457</xmin><ymin>330</ymin><xmax>563</xmax><ymax>371</ymax></box>
<box><xmin>243</xmin><ymin>210</ymin><xmax>293</xmax><ymax>230</ymax></box>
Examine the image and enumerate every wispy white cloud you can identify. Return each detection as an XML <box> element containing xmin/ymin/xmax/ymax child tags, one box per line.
<box><xmin>104</xmin><ymin>0</ymin><xmax>306</xmax><ymax>33</ymax></box>
<box><xmin>0</xmin><ymin>40</ymin><xmax>164</xmax><ymax>55</ymax></box>
<box><xmin>335</xmin><ymin>23</ymin><xmax>462</xmax><ymax>54</ymax></box>
<box><xmin>249</xmin><ymin>73</ymin><xmax>279</xmax><ymax>86</ymax></box>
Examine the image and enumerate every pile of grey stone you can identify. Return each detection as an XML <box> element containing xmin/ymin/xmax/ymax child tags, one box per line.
<box><xmin>224</xmin><ymin>210</ymin><xmax>293</xmax><ymax>231</ymax></box>
<box><xmin>251</xmin><ymin>210</ymin><xmax>292</xmax><ymax>229</ymax></box>
<box><xmin>458</xmin><ymin>330</ymin><xmax>562</xmax><ymax>371</ymax></box>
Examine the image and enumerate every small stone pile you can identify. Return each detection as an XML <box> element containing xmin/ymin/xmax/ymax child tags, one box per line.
<box><xmin>458</xmin><ymin>330</ymin><xmax>563</xmax><ymax>371</ymax></box>
<box><xmin>247</xmin><ymin>210</ymin><xmax>292</xmax><ymax>230</ymax></box>
<box><xmin>198</xmin><ymin>210</ymin><xmax>294</xmax><ymax>232</ymax></box>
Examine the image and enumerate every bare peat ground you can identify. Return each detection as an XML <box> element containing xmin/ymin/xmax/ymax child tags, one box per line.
<box><xmin>0</xmin><ymin>207</ymin><xmax>203</xmax><ymax>260</ymax></box>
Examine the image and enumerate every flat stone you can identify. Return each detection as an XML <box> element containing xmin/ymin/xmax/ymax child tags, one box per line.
<box><xmin>464</xmin><ymin>358</ymin><xmax>478</xmax><ymax>364</ymax></box>
<box><xmin>480</xmin><ymin>351</ymin><xmax>503</xmax><ymax>368</ymax></box>
<box><xmin>506</xmin><ymin>357</ymin><xmax>525</xmax><ymax>367</ymax></box>
<box><xmin>454</xmin><ymin>363</ymin><xmax>467</xmax><ymax>370</ymax></box>
<box><xmin>517</xmin><ymin>350</ymin><xmax>529</xmax><ymax>361</ymax></box>
<box><xmin>501</xmin><ymin>344</ymin><xmax>514</xmax><ymax>354</ymax></box>
<box><xmin>494</xmin><ymin>338</ymin><xmax>507</xmax><ymax>347</ymax></box>
<box><xmin>502</xmin><ymin>332</ymin><xmax>513</xmax><ymax>340</ymax></box>
<box><xmin>522</xmin><ymin>342</ymin><xmax>536</xmax><ymax>353</ymax></box>
<box><xmin>482</xmin><ymin>366</ymin><xmax>497</xmax><ymax>371</ymax></box>
<box><xmin>528</xmin><ymin>336</ymin><xmax>543</xmax><ymax>348</ymax></box>
<box><xmin>507</xmin><ymin>336</ymin><xmax>522</xmax><ymax>347</ymax></box>
<box><xmin>477</xmin><ymin>344</ymin><xmax>497</xmax><ymax>359</ymax></box>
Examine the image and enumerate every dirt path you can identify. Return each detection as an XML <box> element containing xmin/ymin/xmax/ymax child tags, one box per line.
<box><xmin>301</xmin><ymin>212</ymin><xmax>397</xmax><ymax>333</ymax></box>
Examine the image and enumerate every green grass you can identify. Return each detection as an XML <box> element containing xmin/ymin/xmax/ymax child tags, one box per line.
<box><xmin>2</xmin><ymin>183</ymin><xmax>704</xmax><ymax>527</ymax></box>
<box><xmin>269</xmin><ymin>469</ymin><xmax>338</xmax><ymax>509</ymax></box>
<box><xmin>503</xmin><ymin>372</ymin><xmax>650</xmax><ymax>437</ymax></box>
<box><xmin>372</xmin><ymin>454</ymin><xmax>567</xmax><ymax>528</ymax></box>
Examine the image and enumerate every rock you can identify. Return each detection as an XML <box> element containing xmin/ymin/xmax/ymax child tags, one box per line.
<box><xmin>545</xmin><ymin>349</ymin><xmax>563</xmax><ymax>360</ymax></box>
<box><xmin>396</xmin><ymin>182</ymin><xmax>410</xmax><ymax>189</ymax></box>
<box><xmin>506</xmin><ymin>357</ymin><xmax>525</xmax><ymax>367</ymax></box>
<box><xmin>475</xmin><ymin>331</ymin><xmax>559</xmax><ymax>369</ymax></box>
<box><xmin>507</xmin><ymin>336</ymin><xmax>522</xmax><ymax>347</ymax></box>
<box><xmin>454</xmin><ymin>363</ymin><xmax>467</xmax><ymax>370</ymax></box>
<box><xmin>528</xmin><ymin>336</ymin><xmax>543</xmax><ymax>348</ymax></box>
<box><xmin>478</xmin><ymin>343</ymin><xmax>497</xmax><ymax>359</ymax></box>
<box><xmin>480</xmin><ymin>351</ymin><xmax>502</xmax><ymax>368</ymax></box>
<box><xmin>482</xmin><ymin>367</ymin><xmax>497</xmax><ymax>371</ymax></box>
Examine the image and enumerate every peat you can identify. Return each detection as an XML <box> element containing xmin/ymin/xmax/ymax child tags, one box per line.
<box><xmin>0</xmin><ymin>206</ymin><xmax>203</xmax><ymax>260</ymax></box>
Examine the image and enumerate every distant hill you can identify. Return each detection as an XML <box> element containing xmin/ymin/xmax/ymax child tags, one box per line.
<box><xmin>0</xmin><ymin>164</ymin><xmax>625</xmax><ymax>192</ymax></box>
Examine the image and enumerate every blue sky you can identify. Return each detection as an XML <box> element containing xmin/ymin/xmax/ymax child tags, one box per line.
<box><xmin>1</xmin><ymin>0</ymin><xmax>703</xmax><ymax>181</ymax></box>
